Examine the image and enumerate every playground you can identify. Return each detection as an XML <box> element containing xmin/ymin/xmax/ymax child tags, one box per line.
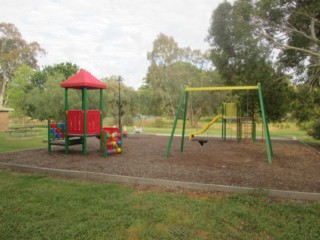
<box><xmin>0</xmin><ymin>134</ymin><xmax>319</xmax><ymax>193</ymax></box>
<box><xmin>1</xmin><ymin>70</ymin><xmax>319</xmax><ymax>196</ymax></box>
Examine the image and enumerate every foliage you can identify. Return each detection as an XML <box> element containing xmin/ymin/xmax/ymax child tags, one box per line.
<box><xmin>0</xmin><ymin>22</ymin><xmax>45</xmax><ymax>106</ymax></box>
<box><xmin>1</xmin><ymin>171</ymin><xmax>320</xmax><ymax>239</ymax></box>
<box><xmin>145</xmin><ymin>33</ymin><xmax>224</xmax><ymax>127</ymax></box>
<box><xmin>31</xmin><ymin>62</ymin><xmax>79</xmax><ymax>89</ymax></box>
<box><xmin>251</xmin><ymin>0</ymin><xmax>320</xmax><ymax>136</ymax></box>
<box><xmin>253</xmin><ymin>0</ymin><xmax>320</xmax><ymax>88</ymax></box>
<box><xmin>137</xmin><ymin>85</ymin><xmax>163</xmax><ymax>116</ymax></box>
<box><xmin>207</xmin><ymin>1</ymin><xmax>294</xmax><ymax>122</ymax></box>
<box><xmin>308</xmin><ymin>121</ymin><xmax>320</xmax><ymax>140</ymax></box>
<box><xmin>293</xmin><ymin>86</ymin><xmax>320</xmax><ymax>138</ymax></box>
<box><xmin>6</xmin><ymin>62</ymin><xmax>80</xmax><ymax>121</ymax></box>
<box><xmin>6</xmin><ymin>65</ymin><xmax>35</xmax><ymax>117</ymax></box>
<box><xmin>102</xmin><ymin>76</ymin><xmax>138</xmax><ymax>126</ymax></box>
<box><xmin>27</xmin><ymin>73</ymin><xmax>68</xmax><ymax>120</ymax></box>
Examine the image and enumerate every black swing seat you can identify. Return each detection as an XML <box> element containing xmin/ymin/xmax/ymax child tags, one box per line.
<box><xmin>191</xmin><ymin>138</ymin><xmax>208</xmax><ymax>146</ymax></box>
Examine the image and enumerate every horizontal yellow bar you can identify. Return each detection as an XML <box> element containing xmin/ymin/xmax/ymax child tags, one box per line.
<box><xmin>185</xmin><ymin>85</ymin><xmax>258</xmax><ymax>92</ymax></box>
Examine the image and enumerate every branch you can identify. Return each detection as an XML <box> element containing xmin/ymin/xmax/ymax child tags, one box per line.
<box><xmin>256</xmin><ymin>15</ymin><xmax>320</xmax><ymax>44</ymax></box>
<box><xmin>262</xmin><ymin>31</ymin><xmax>320</xmax><ymax>58</ymax></box>
<box><xmin>268</xmin><ymin>62</ymin><xmax>320</xmax><ymax>87</ymax></box>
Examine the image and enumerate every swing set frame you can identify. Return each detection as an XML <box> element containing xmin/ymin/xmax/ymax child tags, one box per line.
<box><xmin>165</xmin><ymin>83</ymin><xmax>273</xmax><ymax>164</ymax></box>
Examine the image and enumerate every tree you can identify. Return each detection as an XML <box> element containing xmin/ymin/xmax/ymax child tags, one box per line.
<box><xmin>31</xmin><ymin>62</ymin><xmax>79</xmax><ymax>89</ymax></box>
<box><xmin>207</xmin><ymin>1</ymin><xmax>294</xmax><ymax>121</ymax></box>
<box><xmin>6</xmin><ymin>62</ymin><xmax>80</xmax><ymax>120</ymax></box>
<box><xmin>146</xmin><ymin>33</ymin><xmax>181</xmax><ymax>117</ymax></box>
<box><xmin>252</xmin><ymin>0</ymin><xmax>320</xmax><ymax>88</ymax></box>
<box><xmin>146</xmin><ymin>33</ymin><xmax>222</xmax><ymax>126</ymax></box>
<box><xmin>6</xmin><ymin>64</ymin><xmax>34</xmax><ymax>117</ymax></box>
<box><xmin>292</xmin><ymin>86</ymin><xmax>320</xmax><ymax>138</ymax></box>
<box><xmin>249</xmin><ymin>0</ymin><xmax>320</xmax><ymax>137</ymax></box>
<box><xmin>0</xmin><ymin>22</ymin><xmax>45</xmax><ymax>106</ymax></box>
<box><xmin>102</xmin><ymin>76</ymin><xmax>138</xmax><ymax>126</ymax></box>
<box><xmin>27</xmin><ymin>73</ymin><xmax>67</xmax><ymax>120</ymax></box>
<box><xmin>137</xmin><ymin>85</ymin><xmax>163</xmax><ymax>116</ymax></box>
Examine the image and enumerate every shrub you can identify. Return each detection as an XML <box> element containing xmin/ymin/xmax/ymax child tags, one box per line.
<box><xmin>307</xmin><ymin>121</ymin><xmax>320</xmax><ymax>140</ymax></box>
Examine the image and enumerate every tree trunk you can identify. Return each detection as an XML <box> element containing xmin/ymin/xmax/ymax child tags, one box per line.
<box><xmin>0</xmin><ymin>79</ymin><xmax>7</xmax><ymax>107</ymax></box>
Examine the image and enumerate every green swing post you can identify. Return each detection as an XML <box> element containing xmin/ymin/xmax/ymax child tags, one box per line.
<box><xmin>253</xmin><ymin>121</ymin><xmax>257</xmax><ymax>142</ymax></box>
<box><xmin>237</xmin><ymin>103</ymin><xmax>242</xmax><ymax>143</ymax></box>
<box><xmin>221</xmin><ymin>103</ymin><xmax>225</xmax><ymax>140</ymax></box>
<box><xmin>257</xmin><ymin>83</ymin><xmax>273</xmax><ymax>163</ymax></box>
<box><xmin>82</xmin><ymin>88</ymin><xmax>88</xmax><ymax>155</ymax></box>
<box><xmin>165</xmin><ymin>89</ymin><xmax>186</xmax><ymax>157</ymax></box>
<box><xmin>64</xmin><ymin>88</ymin><xmax>69</xmax><ymax>155</ymax></box>
<box><xmin>180</xmin><ymin>91</ymin><xmax>189</xmax><ymax>152</ymax></box>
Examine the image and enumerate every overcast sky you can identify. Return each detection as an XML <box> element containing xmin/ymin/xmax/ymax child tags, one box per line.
<box><xmin>1</xmin><ymin>0</ymin><xmax>227</xmax><ymax>89</ymax></box>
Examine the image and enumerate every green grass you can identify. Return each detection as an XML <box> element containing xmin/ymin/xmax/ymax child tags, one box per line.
<box><xmin>0</xmin><ymin>128</ymin><xmax>47</xmax><ymax>153</ymax></box>
<box><xmin>0</xmin><ymin>171</ymin><xmax>319</xmax><ymax>239</ymax></box>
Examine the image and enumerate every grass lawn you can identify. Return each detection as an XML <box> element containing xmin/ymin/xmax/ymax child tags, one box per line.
<box><xmin>0</xmin><ymin>171</ymin><xmax>319</xmax><ymax>240</ymax></box>
<box><xmin>0</xmin><ymin>128</ymin><xmax>47</xmax><ymax>153</ymax></box>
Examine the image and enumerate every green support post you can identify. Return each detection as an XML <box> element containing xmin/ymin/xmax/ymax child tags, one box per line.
<box><xmin>103</xmin><ymin>131</ymin><xmax>108</xmax><ymax>158</ymax></box>
<box><xmin>237</xmin><ymin>104</ymin><xmax>241</xmax><ymax>143</ymax></box>
<box><xmin>238</xmin><ymin>118</ymin><xmax>242</xmax><ymax>143</ymax></box>
<box><xmin>100</xmin><ymin>89</ymin><xmax>103</xmax><ymax>152</ymax></box>
<box><xmin>165</xmin><ymin>89</ymin><xmax>186</xmax><ymax>157</ymax></box>
<box><xmin>64</xmin><ymin>88</ymin><xmax>69</xmax><ymax>155</ymax></box>
<box><xmin>265</xmin><ymin>116</ymin><xmax>273</xmax><ymax>154</ymax></box>
<box><xmin>82</xmin><ymin>88</ymin><xmax>88</xmax><ymax>155</ymax></box>
<box><xmin>253</xmin><ymin>121</ymin><xmax>256</xmax><ymax>142</ymax></box>
<box><xmin>221</xmin><ymin>103</ymin><xmax>224</xmax><ymax>140</ymax></box>
<box><xmin>120</xmin><ymin>124</ymin><xmax>123</xmax><ymax>154</ymax></box>
<box><xmin>257</xmin><ymin>83</ymin><xmax>273</xmax><ymax>164</ymax></box>
<box><xmin>180</xmin><ymin>91</ymin><xmax>189</xmax><ymax>152</ymax></box>
<box><xmin>48</xmin><ymin>118</ymin><xmax>51</xmax><ymax>153</ymax></box>
<box><xmin>223</xmin><ymin>119</ymin><xmax>227</xmax><ymax>141</ymax></box>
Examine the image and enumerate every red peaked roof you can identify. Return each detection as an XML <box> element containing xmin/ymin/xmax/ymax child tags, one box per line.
<box><xmin>61</xmin><ymin>69</ymin><xmax>107</xmax><ymax>89</ymax></box>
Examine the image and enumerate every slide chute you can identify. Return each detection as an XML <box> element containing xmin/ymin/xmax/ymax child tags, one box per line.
<box><xmin>189</xmin><ymin>114</ymin><xmax>222</xmax><ymax>140</ymax></box>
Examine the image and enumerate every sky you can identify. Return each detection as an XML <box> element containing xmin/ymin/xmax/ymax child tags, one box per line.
<box><xmin>1</xmin><ymin>0</ymin><xmax>226</xmax><ymax>89</ymax></box>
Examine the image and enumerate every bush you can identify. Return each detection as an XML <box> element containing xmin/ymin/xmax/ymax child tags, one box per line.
<box><xmin>307</xmin><ymin>121</ymin><xmax>320</xmax><ymax>140</ymax></box>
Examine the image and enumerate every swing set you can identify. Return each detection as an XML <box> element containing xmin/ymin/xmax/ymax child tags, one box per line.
<box><xmin>165</xmin><ymin>83</ymin><xmax>273</xmax><ymax>164</ymax></box>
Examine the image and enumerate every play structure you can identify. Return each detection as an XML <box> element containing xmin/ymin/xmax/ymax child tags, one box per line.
<box><xmin>189</xmin><ymin>102</ymin><xmax>260</xmax><ymax>143</ymax></box>
<box><xmin>47</xmin><ymin>69</ymin><xmax>122</xmax><ymax>157</ymax></box>
<box><xmin>165</xmin><ymin>84</ymin><xmax>273</xmax><ymax>164</ymax></box>
<box><xmin>221</xmin><ymin>102</ymin><xmax>259</xmax><ymax>142</ymax></box>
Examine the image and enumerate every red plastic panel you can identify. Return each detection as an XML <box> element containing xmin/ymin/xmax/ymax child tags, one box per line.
<box><xmin>68</xmin><ymin>110</ymin><xmax>84</xmax><ymax>134</ymax></box>
<box><xmin>87</xmin><ymin>110</ymin><xmax>101</xmax><ymax>134</ymax></box>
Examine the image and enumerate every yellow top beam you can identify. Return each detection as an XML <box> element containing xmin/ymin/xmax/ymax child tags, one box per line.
<box><xmin>185</xmin><ymin>85</ymin><xmax>258</xmax><ymax>92</ymax></box>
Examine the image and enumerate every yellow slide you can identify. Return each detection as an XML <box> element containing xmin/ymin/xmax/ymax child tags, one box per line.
<box><xmin>189</xmin><ymin>114</ymin><xmax>222</xmax><ymax>140</ymax></box>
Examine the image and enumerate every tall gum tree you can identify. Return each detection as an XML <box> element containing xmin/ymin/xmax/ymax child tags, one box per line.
<box><xmin>252</xmin><ymin>0</ymin><xmax>320</xmax><ymax>88</ymax></box>
<box><xmin>207</xmin><ymin>0</ymin><xmax>294</xmax><ymax>121</ymax></box>
<box><xmin>146</xmin><ymin>33</ymin><xmax>223</xmax><ymax>127</ymax></box>
<box><xmin>0</xmin><ymin>22</ymin><xmax>45</xmax><ymax>106</ymax></box>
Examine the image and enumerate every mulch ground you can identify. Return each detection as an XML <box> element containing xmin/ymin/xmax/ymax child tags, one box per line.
<box><xmin>0</xmin><ymin>134</ymin><xmax>319</xmax><ymax>193</ymax></box>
